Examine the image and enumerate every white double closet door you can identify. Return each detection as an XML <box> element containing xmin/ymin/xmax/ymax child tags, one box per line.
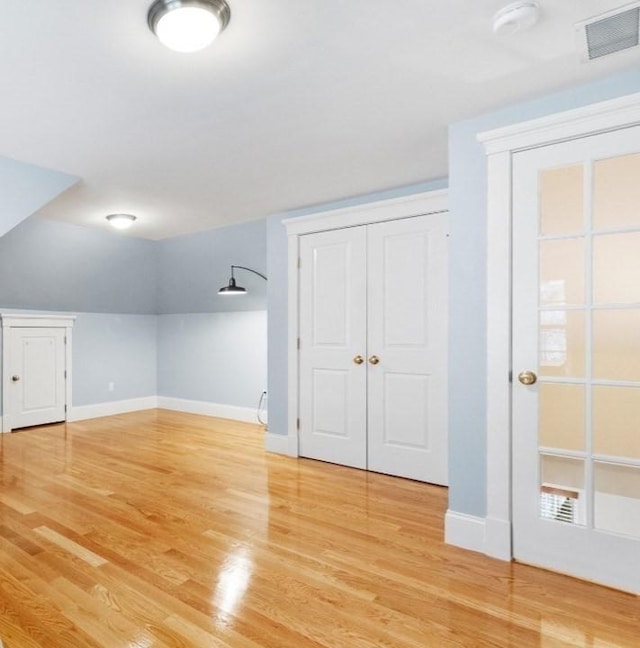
<box><xmin>298</xmin><ymin>213</ymin><xmax>448</xmax><ymax>485</ymax></box>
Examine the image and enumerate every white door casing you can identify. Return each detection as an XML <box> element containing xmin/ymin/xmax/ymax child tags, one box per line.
<box><xmin>1</xmin><ymin>314</ymin><xmax>75</xmax><ymax>433</ymax></box>
<box><xmin>298</xmin><ymin>227</ymin><xmax>368</xmax><ymax>468</ymax></box>
<box><xmin>367</xmin><ymin>215</ymin><xmax>449</xmax><ymax>484</ymax></box>
<box><xmin>285</xmin><ymin>189</ymin><xmax>449</xmax><ymax>483</ymax></box>
<box><xmin>477</xmin><ymin>91</ymin><xmax>640</xmax><ymax>563</ymax></box>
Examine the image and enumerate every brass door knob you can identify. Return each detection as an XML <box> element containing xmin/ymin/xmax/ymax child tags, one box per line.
<box><xmin>368</xmin><ymin>355</ymin><xmax>380</xmax><ymax>365</ymax></box>
<box><xmin>11</xmin><ymin>375</ymin><xmax>20</xmax><ymax>382</ymax></box>
<box><xmin>518</xmin><ymin>370</ymin><xmax>537</xmax><ymax>386</ymax></box>
<box><xmin>353</xmin><ymin>355</ymin><xmax>364</xmax><ymax>365</ymax></box>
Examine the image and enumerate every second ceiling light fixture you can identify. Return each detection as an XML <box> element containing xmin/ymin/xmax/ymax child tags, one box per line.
<box><xmin>148</xmin><ymin>0</ymin><xmax>231</xmax><ymax>53</ymax></box>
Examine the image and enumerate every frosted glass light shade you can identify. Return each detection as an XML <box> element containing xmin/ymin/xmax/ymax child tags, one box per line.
<box><xmin>106</xmin><ymin>214</ymin><xmax>137</xmax><ymax>230</ymax></box>
<box><xmin>148</xmin><ymin>0</ymin><xmax>231</xmax><ymax>53</ymax></box>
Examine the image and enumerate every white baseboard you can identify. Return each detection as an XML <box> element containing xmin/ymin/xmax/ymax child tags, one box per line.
<box><xmin>157</xmin><ymin>396</ymin><xmax>260</xmax><ymax>424</ymax></box>
<box><xmin>68</xmin><ymin>396</ymin><xmax>159</xmax><ymax>422</ymax></box>
<box><xmin>484</xmin><ymin>517</ymin><xmax>512</xmax><ymax>560</ymax></box>
<box><xmin>4</xmin><ymin>396</ymin><xmax>266</xmax><ymax>430</ymax></box>
<box><xmin>265</xmin><ymin>432</ymin><xmax>289</xmax><ymax>455</ymax></box>
<box><xmin>444</xmin><ymin>510</ymin><xmax>488</xmax><ymax>555</ymax></box>
<box><xmin>444</xmin><ymin>511</ymin><xmax>512</xmax><ymax>561</ymax></box>
<box><xmin>265</xmin><ymin>431</ymin><xmax>299</xmax><ymax>457</ymax></box>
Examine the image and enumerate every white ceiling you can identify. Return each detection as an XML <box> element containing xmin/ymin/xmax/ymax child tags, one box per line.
<box><xmin>1</xmin><ymin>0</ymin><xmax>639</xmax><ymax>240</ymax></box>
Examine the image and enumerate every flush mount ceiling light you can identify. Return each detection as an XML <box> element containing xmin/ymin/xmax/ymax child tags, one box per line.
<box><xmin>148</xmin><ymin>0</ymin><xmax>231</xmax><ymax>53</ymax></box>
<box><xmin>218</xmin><ymin>265</ymin><xmax>267</xmax><ymax>295</ymax></box>
<box><xmin>106</xmin><ymin>213</ymin><xmax>137</xmax><ymax>230</ymax></box>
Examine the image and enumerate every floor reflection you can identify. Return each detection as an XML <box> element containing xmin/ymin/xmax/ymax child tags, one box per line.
<box><xmin>214</xmin><ymin>545</ymin><xmax>253</xmax><ymax>622</ymax></box>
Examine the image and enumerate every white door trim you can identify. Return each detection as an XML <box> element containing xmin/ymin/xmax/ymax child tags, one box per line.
<box><xmin>1</xmin><ymin>314</ymin><xmax>76</xmax><ymax>433</ymax></box>
<box><xmin>283</xmin><ymin>189</ymin><xmax>448</xmax><ymax>236</ymax></box>
<box><xmin>283</xmin><ymin>190</ymin><xmax>449</xmax><ymax>457</ymax></box>
<box><xmin>479</xmin><ymin>91</ymin><xmax>640</xmax><ymax>560</ymax></box>
<box><xmin>479</xmin><ymin>91</ymin><xmax>640</xmax><ymax>155</ymax></box>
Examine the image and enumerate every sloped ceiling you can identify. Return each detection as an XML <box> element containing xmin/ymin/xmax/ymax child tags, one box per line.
<box><xmin>1</xmin><ymin>0</ymin><xmax>639</xmax><ymax>239</ymax></box>
<box><xmin>0</xmin><ymin>157</ymin><xmax>77</xmax><ymax>238</ymax></box>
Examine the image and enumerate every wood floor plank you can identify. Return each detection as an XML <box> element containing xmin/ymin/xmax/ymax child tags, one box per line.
<box><xmin>0</xmin><ymin>409</ymin><xmax>638</xmax><ymax>647</ymax></box>
<box><xmin>33</xmin><ymin>527</ymin><xmax>108</xmax><ymax>568</ymax></box>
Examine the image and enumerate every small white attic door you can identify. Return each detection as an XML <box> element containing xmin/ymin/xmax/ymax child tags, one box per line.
<box><xmin>1</xmin><ymin>314</ymin><xmax>75</xmax><ymax>433</ymax></box>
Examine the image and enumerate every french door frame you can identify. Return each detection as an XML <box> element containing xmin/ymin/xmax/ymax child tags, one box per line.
<box><xmin>282</xmin><ymin>189</ymin><xmax>449</xmax><ymax>457</ymax></box>
<box><xmin>480</xmin><ymin>91</ymin><xmax>640</xmax><ymax>560</ymax></box>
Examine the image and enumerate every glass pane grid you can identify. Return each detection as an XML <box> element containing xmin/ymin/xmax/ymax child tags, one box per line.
<box><xmin>593</xmin><ymin>153</ymin><xmax>640</xmax><ymax>230</ymax></box>
<box><xmin>594</xmin><ymin>461</ymin><xmax>640</xmax><ymax>539</ymax></box>
<box><xmin>592</xmin><ymin>453</ymin><xmax>640</xmax><ymax>468</ymax></box>
<box><xmin>537</xmin><ymin>156</ymin><xmax>640</xmax><ymax>539</ymax></box>
<box><xmin>539</xmin><ymin>164</ymin><xmax>584</xmax><ymax>236</ymax></box>
<box><xmin>537</xmin><ymin>162</ymin><xmax>591</xmax><ymax>528</ymax></box>
<box><xmin>593</xmin><ymin>231</ymin><xmax>640</xmax><ymax>305</ymax></box>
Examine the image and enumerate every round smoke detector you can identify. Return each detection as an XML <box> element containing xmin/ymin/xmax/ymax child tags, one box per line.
<box><xmin>493</xmin><ymin>1</ymin><xmax>541</xmax><ymax>35</ymax></box>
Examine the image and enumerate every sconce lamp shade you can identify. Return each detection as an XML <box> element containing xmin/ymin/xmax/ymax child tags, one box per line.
<box><xmin>218</xmin><ymin>276</ymin><xmax>247</xmax><ymax>295</ymax></box>
<box><xmin>218</xmin><ymin>265</ymin><xmax>267</xmax><ymax>295</ymax></box>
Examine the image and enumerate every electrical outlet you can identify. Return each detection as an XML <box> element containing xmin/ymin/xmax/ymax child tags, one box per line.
<box><xmin>108</xmin><ymin>382</ymin><xmax>115</xmax><ymax>392</ymax></box>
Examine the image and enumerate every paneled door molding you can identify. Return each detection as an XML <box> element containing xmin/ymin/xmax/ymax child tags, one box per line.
<box><xmin>478</xmin><ymin>91</ymin><xmax>640</xmax><ymax>561</ymax></box>
<box><xmin>1</xmin><ymin>314</ymin><xmax>75</xmax><ymax>433</ymax></box>
<box><xmin>283</xmin><ymin>189</ymin><xmax>449</xmax><ymax>460</ymax></box>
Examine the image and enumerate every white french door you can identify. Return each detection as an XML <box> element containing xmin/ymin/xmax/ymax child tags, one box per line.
<box><xmin>298</xmin><ymin>214</ymin><xmax>448</xmax><ymax>484</ymax></box>
<box><xmin>512</xmin><ymin>125</ymin><xmax>640</xmax><ymax>593</ymax></box>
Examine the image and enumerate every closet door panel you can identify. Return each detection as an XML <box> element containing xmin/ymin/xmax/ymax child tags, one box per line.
<box><xmin>367</xmin><ymin>214</ymin><xmax>449</xmax><ymax>484</ymax></box>
<box><xmin>298</xmin><ymin>227</ymin><xmax>368</xmax><ymax>468</ymax></box>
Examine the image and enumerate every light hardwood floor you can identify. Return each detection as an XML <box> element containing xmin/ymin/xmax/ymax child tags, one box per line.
<box><xmin>0</xmin><ymin>409</ymin><xmax>638</xmax><ymax>647</ymax></box>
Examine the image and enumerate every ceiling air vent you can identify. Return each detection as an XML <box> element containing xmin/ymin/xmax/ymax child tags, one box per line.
<box><xmin>578</xmin><ymin>3</ymin><xmax>640</xmax><ymax>60</ymax></box>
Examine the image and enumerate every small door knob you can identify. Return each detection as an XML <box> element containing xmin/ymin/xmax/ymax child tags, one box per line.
<box><xmin>368</xmin><ymin>355</ymin><xmax>380</xmax><ymax>365</ymax></box>
<box><xmin>518</xmin><ymin>370</ymin><xmax>537</xmax><ymax>386</ymax></box>
<box><xmin>353</xmin><ymin>355</ymin><xmax>364</xmax><ymax>365</ymax></box>
<box><xmin>11</xmin><ymin>375</ymin><xmax>20</xmax><ymax>382</ymax></box>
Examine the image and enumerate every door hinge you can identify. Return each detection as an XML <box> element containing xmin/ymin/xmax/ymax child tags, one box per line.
<box><xmin>296</xmin><ymin>418</ymin><xmax>300</xmax><ymax>430</ymax></box>
<box><xmin>64</xmin><ymin>404</ymin><xmax>67</xmax><ymax>413</ymax></box>
<box><xmin>64</xmin><ymin>370</ymin><xmax>67</xmax><ymax>379</ymax></box>
<box><xmin>64</xmin><ymin>335</ymin><xmax>67</xmax><ymax>344</ymax></box>
<box><xmin>297</xmin><ymin>337</ymin><xmax>301</xmax><ymax>350</ymax></box>
<box><xmin>298</xmin><ymin>257</ymin><xmax>301</xmax><ymax>268</ymax></box>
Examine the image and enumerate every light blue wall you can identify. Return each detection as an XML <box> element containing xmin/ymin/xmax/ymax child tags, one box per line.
<box><xmin>157</xmin><ymin>311</ymin><xmax>267</xmax><ymax>409</ymax></box>
<box><xmin>156</xmin><ymin>219</ymin><xmax>266</xmax><ymax>314</ymax></box>
<box><xmin>155</xmin><ymin>219</ymin><xmax>267</xmax><ymax>410</ymax></box>
<box><xmin>0</xmin><ymin>216</ymin><xmax>158</xmax><ymax>416</ymax></box>
<box><xmin>448</xmin><ymin>68</ymin><xmax>640</xmax><ymax>518</ymax></box>
<box><xmin>0</xmin><ymin>311</ymin><xmax>157</xmax><ymax>415</ymax></box>
<box><xmin>0</xmin><ymin>217</ymin><xmax>157</xmax><ymax>314</ymax></box>
<box><xmin>0</xmin><ymin>157</ymin><xmax>77</xmax><ymax>238</ymax></box>
<box><xmin>73</xmin><ymin>313</ymin><xmax>157</xmax><ymax>406</ymax></box>
<box><xmin>266</xmin><ymin>179</ymin><xmax>448</xmax><ymax>439</ymax></box>
<box><xmin>0</xmin><ymin>212</ymin><xmax>267</xmax><ymax>417</ymax></box>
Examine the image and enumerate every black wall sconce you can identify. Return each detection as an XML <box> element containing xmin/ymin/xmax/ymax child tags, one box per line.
<box><xmin>218</xmin><ymin>265</ymin><xmax>267</xmax><ymax>295</ymax></box>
